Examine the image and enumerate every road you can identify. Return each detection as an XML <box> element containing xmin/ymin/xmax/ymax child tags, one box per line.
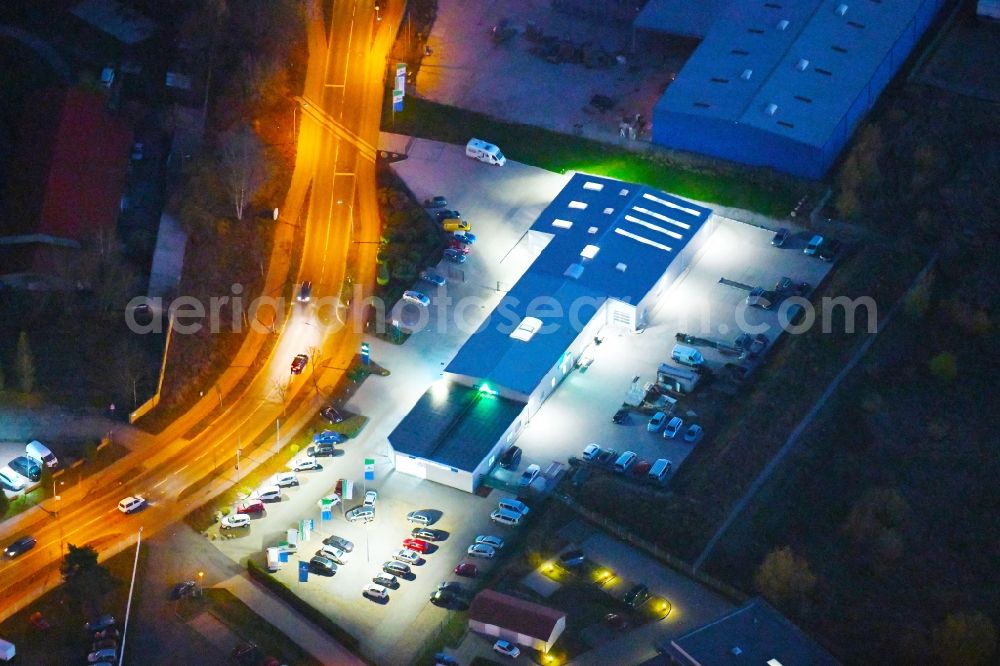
<box><xmin>0</xmin><ymin>0</ymin><xmax>396</xmax><ymax>625</ymax></box>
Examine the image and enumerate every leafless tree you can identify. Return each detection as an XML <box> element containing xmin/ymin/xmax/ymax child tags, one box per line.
<box><xmin>220</xmin><ymin>124</ymin><xmax>268</xmax><ymax>220</ymax></box>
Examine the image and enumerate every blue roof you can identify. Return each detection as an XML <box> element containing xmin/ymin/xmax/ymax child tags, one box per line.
<box><xmin>656</xmin><ymin>0</ymin><xmax>935</xmax><ymax>148</ymax></box>
<box><xmin>388</xmin><ymin>383</ymin><xmax>525</xmax><ymax>471</ymax></box>
<box><xmin>446</xmin><ymin>173</ymin><xmax>712</xmax><ymax>396</ymax></box>
<box><xmin>635</xmin><ymin>0</ymin><xmax>732</xmax><ymax>39</ymax></box>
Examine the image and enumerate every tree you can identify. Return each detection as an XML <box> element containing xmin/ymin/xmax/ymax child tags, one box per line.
<box><xmin>928</xmin><ymin>352</ymin><xmax>958</xmax><ymax>382</ymax></box>
<box><xmin>219</xmin><ymin>125</ymin><xmax>268</xmax><ymax>220</ymax></box>
<box><xmin>0</xmin><ymin>490</ymin><xmax>8</xmax><ymax>518</ymax></box>
<box><xmin>933</xmin><ymin>612</ymin><xmax>997</xmax><ymax>666</ymax></box>
<box><xmin>61</xmin><ymin>544</ymin><xmax>115</xmax><ymax>613</ymax></box>
<box><xmin>15</xmin><ymin>331</ymin><xmax>35</xmax><ymax>393</ymax></box>
<box><xmin>755</xmin><ymin>546</ymin><xmax>817</xmax><ymax>605</ymax></box>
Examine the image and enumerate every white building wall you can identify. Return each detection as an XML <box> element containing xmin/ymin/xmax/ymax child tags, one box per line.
<box><xmin>637</xmin><ymin>213</ymin><xmax>719</xmax><ymax>324</ymax></box>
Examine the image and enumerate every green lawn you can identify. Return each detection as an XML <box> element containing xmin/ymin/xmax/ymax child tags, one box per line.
<box><xmin>384</xmin><ymin>97</ymin><xmax>805</xmax><ymax>217</ymax></box>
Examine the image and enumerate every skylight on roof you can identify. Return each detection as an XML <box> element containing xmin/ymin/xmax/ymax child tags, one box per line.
<box><xmin>619</xmin><ymin>189</ymin><xmax>629</xmax><ymax>196</ymax></box>
<box><xmin>640</xmin><ymin>193</ymin><xmax>701</xmax><ymax>217</ymax></box>
<box><xmin>552</xmin><ymin>219</ymin><xmax>573</xmax><ymax>229</ymax></box>
<box><xmin>630</xmin><ymin>206</ymin><xmax>692</xmax><ymax>231</ymax></box>
<box><xmin>623</xmin><ymin>214</ymin><xmax>685</xmax><ymax>239</ymax></box>
<box><xmin>583</xmin><ymin>181</ymin><xmax>604</xmax><ymax>191</ymax></box>
<box><xmin>614</xmin><ymin>228</ymin><xmax>673</xmax><ymax>251</ymax></box>
<box><xmin>568</xmin><ymin>201</ymin><xmax>588</xmax><ymax>210</ymax></box>
<box><xmin>603</xmin><ymin>207</ymin><xmax>614</xmax><ymax>215</ymax></box>
<box><xmin>588</xmin><ymin>226</ymin><xmax>599</xmax><ymax>234</ymax></box>
<box><xmin>580</xmin><ymin>244</ymin><xmax>600</xmax><ymax>259</ymax></box>
<box><xmin>510</xmin><ymin>317</ymin><xmax>542</xmax><ymax>342</ymax></box>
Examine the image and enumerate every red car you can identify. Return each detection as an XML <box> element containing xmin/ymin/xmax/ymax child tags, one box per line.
<box><xmin>237</xmin><ymin>499</ymin><xmax>265</xmax><ymax>515</ymax></box>
<box><xmin>447</xmin><ymin>240</ymin><xmax>470</xmax><ymax>254</ymax></box>
<box><xmin>290</xmin><ymin>354</ymin><xmax>309</xmax><ymax>374</ymax></box>
<box><xmin>454</xmin><ymin>562</ymin><xmax>478</xmax><ymax>578</ymax></box>
<box><xmin>631</xmin><ymin>460</ymin><xmax>652</xmax><ymax>477</ymax></box>
<box><xmin>402</xmin><ymin>538</ymin><xmax>431</xmax><ymax>553</ymax></box>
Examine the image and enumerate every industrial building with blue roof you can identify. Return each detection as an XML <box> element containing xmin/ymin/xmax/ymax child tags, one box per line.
<box><xmin>645</xmin><ymin>0</ymin><xmax>945</xmax><ymax>178</ymax></box>
<box><xmin>388</xmin><ymin>173</ymin><xmax>716</xmax><ymax>492</ymax></box>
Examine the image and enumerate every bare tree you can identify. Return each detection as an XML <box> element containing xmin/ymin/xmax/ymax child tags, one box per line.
<box><xmin>220</xmin><ymin>125</ymin><xmax>267</xmax><ymax>220</ymax></box>
<box><xmin>15</xmin><ymin>332</ymin><xmax>35</xmax><ymax>393</ymax></box>
<box><xmin>269</xmin><ymin>377</ymin><xmax>290</xmax><ymax>416</ymax></box>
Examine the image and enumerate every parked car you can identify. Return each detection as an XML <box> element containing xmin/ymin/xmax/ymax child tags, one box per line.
<box><xmin>475</xmin><ymin>535</ymin><xmax>504</xmax><ymax>550</ymax></box>
<box><xmin>373</xmin><ymin>573</ymin><xmax>399</xmax><ymax>588</ymax></box>
<box><xmin>498</xmin><ymin>446</ymin><xmax>522</xmax><ymax>470</ymax></box>
<box><xmin>663</xmin><ymin>417</ymin><xmax>684</xmax><ymax>439</ymax></box>
<box><xmin>818</xmin><ymin>238</ymin><xmax>843</xmax><ymax>262</ymax></box>
<box><xmin>290</xmin><ymin>354</ymin><xmax>309</xmax><ymax>374</ymax></box>
<box><xmin>442</xmin><ymin>219</ymin><xmax>471</xmax><ymax>233</ymax></box>
<box><xmin>363</xmin><ymin>583</ymin><xmax>388</xmax><ymax>601</ymax></box>
<box><xmin>443</xmin><ymin>248</ymin><xmax>467</xmax><ymax>263</ymax></box>
<box><xmin>454</xmin><ymin>562</ymin><xmax>478</xmax><ymax>578</ymax></box>
<box><xmin>318</xmin><ymin>544</ymin><xmax>350</xmax><ymax>564</ymax></box>
<box><xmin>452</xmin><ymin>232</ymin><xmax>476</xmax><ymax>245</ymax></box>
<box><xmin>92</xmin><ymin>637</ymin><xmax>118</xmax><ymax>651</ymax></box>
<box><xmin>221</xmin><ymin>514</ymin><xmax>251</xmax><ymax>529</ymax></box>
<box><xmin>490</xmin><ymin>509</ymin><xmax>522</xmax><ymax>526</ymax></box>
<box><xmin>383</xmin><ymin>561</ymin><xmax>410</xmax><ymax>576</ymax></box>
<box><xmin>170</xmin><ymin>580</ymin><xmax>197</xmax><ymax>600</ymax></box>
<box><xmin>254</xmin><ymin>485</ymin><xmax>282</xmax><ymax>502</ymax></box>
<box><xmin>308</xmin><ymin>555</ymin><xmax>337</xmax><ymax>576</ymax></box>
<box><xmin>493</xmin><ymin>640</ymin><xmax>521</xmax><ymax>659</ymax></box>
<box><xmin>323</xmin><ymin>535</ymin><xmax>354</xmax><ymax>552</ymax></box>
<box><xmin>92</xmin><ymin>627</ymin><xmax>119</xmax><ymax>640</ymax></box>
<box><xmin>402</xmin><ymin>290</ymin><xmax>431</xmax><ymax>307</ymax></box>
<box><xmin>804</xmin><ymin>234</ymin><xmax>824</xmax><ymax>256</ymax></box>
<box><xmin>433</xmin><ymin>653</ymin><xmax>459</xmax><ymax>666</ymax></box>
<box><xmin>117</xmin><ymin>496</ymin><xmax>145</xmax><ymax>514</ymax></box>
<box><xmin>559</xmin><ymin>548</ymin><xmax>585</xmax><ymax>567</ymax></box>
<box><xmin>647</xmin><ymin>411</ymin><xmax>667</xmax><ymax>432</ymax></box>
<box><xmin>394</xmin><ymin>549</ymin><xmax>421</xmax><ymax>564</ymax></box>
<box><xmin>632</xmin><ymin>459</ymin><xmax>652</xmax><ymax>477</ymax></box>
<box><xmin>297</xmin><ymin>281</ymin><xmax>312</xmax><ymax>302</ymax></box>
<box><xmin>237</xmin><ymin>499</ymin><xmax>265</xmax><ymax>515</ymax></box>
<box><xmin>447</xmin><ymin>239</ymin><xmax>471</xmax><ymax>254</ymax></box>
<box><xmin>519</xmin><ymin>464</ymin><xmax>540</xmax><ymax>487</ymax></box>
<box><xmin>605</xmin><ymin>612</ymin><xmax>629</xmax><ymax>631</ymax></box>
<box><xmin>313</xmin><ymin>430</ymin><xmax>346</xmax><ymax>444</ymax></box>
<box><xmin>0</xmin><ymin>467</ymin><xmax>28</xmax><ymax>492</ymax></box>
<box><xmin>289</xmin><ymin>457</ymin><xmax>322</xmax><ymax>472</ymax></box>
<box><xmin>419</xmin><ymin>270</ymin><xmax>447</xmax><ymax>286</ymax></box>
<box><xmin>8</xmin><ymin>456</ymin><xmax>41</xmax><ymax>483</ymax></box>
<box><xmin>467</xmin><ymin>543</ymin><xmax>496</xmax><ymax>559</ymax></box>
<box><xmin>684</xmin><ymin>424</ymin><xmax>704</xmax><ymax>443</ymax></box>
<box><xmin>307</xmin><ymin>441</ymin><xmax>336</xmax><ymax>457</ymax></box>
<box><xmin>424</xmin><ymin>196</ymin><xmax>448</xmax><ymax>208</ymax></box>
<box><xmin>87</xmin><ymin>648</ymin><xmax>118</xmax><ymax>663</ymax></box>
<box><xmin>430</xmin><ymin>589</ymin><xmax>458</xmax><ymax>607</ymax></box>
<box><xmin>746</xmin><ymin>287</ymin><xmax>777</xmax><ymax>310</ymax></box>
<box><xmin>497</xmin><ymin>498</ymin><xmax>529</xmax><ymax>515</ymax></box>
<box><xmin>625</xmin><ymin>583</ymin><xmax>651</xmax><ymax>608</ymax></box>
<box><xmin>4</xmin><ymin>535</ymin><xmax>37</xmax><ymax>558</ymax></box>
<box><xmin>363</xmin><ymin>490</ymin><xmax>378</xmax><ymax>508</ymax></box>
<box><xmin>346</xmin><ymin>506</ymin><xmax>375</xmax><ymax>523</ymax></box>
<box><xmin>437</xmin><ymin>581</ymin><xmax>466</xmax><ymax>594</ymax></box>
<box><xmin>272</xmin><ymin>471</ymin><xmax>299</xmax><ymax>487</ymax></box>
<box><xmin>319</xmin><ymin>406</ymin><xmax>345</xmax><ymax>423</ymax></box>
<box><xmin>85</xmin><ymin>615</ymin><xmax>116</xmax><ymax>632</ymax></box>
<box><xmin>582</xmin><ymin>443</ymin><xmax>602</xmax><ymax>461</ymax></box>
<box><xmin>771</xmin><ymin>227</ymin><xmax>789</xmax><ymax>247</ymax></box>
<box><xmin>612</xmin><ymin>408</ymin><xmax>629</xmax><ymax>424</ymax></box>
<box><xmin>403</xmin><ymin>538</ymin><xmax>431</xmax><ymax>553</ymax></box>
<box><xmin>613</xmin><ymin>451</ymin><xmax>637</xmax><ymax>473</ymax></box>
<box><xmin>596</xmin><ymin>448</ymin><xmax>619</xmax><ymax>466</ymax></box>
<box><xmin>433</xmin><ymin>209</ymin><xmax>460</xmax><ymax>221</ymax></box>
<box><xmin>406</xmin><ymin>510</ymin><xmax>435</xmax><ymax>525</ymax></box>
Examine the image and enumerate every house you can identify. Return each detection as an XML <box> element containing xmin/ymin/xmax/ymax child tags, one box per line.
<box><xmin>468</xmin><ymin>589</ymin><xmax>566</xmax><ymax>654</ymax></box>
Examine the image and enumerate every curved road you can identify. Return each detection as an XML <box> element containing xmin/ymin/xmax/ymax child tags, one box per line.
<box><xmin>0</xmin><ymin>0</ymin><xmax>397</xmax><ymax>622</ymax></box>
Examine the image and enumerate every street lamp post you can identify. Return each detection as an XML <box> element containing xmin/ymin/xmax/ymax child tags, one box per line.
<box><xmin>198</xmin><ymin>571</ymin><xmax>204</xmax><ymax>595</ymax></box>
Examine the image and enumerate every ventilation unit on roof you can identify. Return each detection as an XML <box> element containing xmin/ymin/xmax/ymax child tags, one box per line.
<box><xmin>581</xmin><ymin>244</ymin><xmax>600</xmax><ymax>259</ymax></box>
<box><xmin>568</xmin><ymin>201</ymin><xmax>587</xmax><ymax>210</ymax></box>
<box><xmin>552</xmin><ymin>219</ymin><xmax>573</xmax><ymax>229</ymax></box>
<box><xmin>797</xmin><ymin>58</ymin><xmax>810</xmax><ymax>71</ymax></box>
<box><xmin>563</xmin><ymin>263</ymin><xmax>584</xmax><ymax>279</ymax></box>
<box><xmin>603</xmin><ymin>207</ymin><xmax>614</xmax><ymax>215</ymax></box>
<box><xmin>583</xmin><ymin>181</ymin><xmax>604</xmax><ymax>191</ymax></box>
<box><xmin>588</xmin><ymin>226</ymin><xmax>599</xmax><ymax>234</ymax></box>
<box><xmin>616</xmin><ymin>263</ymin><xmax>627</xmax><ymax>272</ymax></box>
<box><xmin>836</xmin><ymin>3</ymin><xmax>848</xmax><ymax>15</ymax></box>
<box><xmin>776</xmin><ymin>19</ymin><xmax>789</xmax><ymax>30</ymax></box>
<box><xmin>741</xmin><ymin>69</ymin><xmax>753</xmax><ymax>80</ymax></box>
<box><xmin>765</xmin><ymin>103</ymin><xmax>778</xmax><ymax>116</ymax></box>
<box><xmin>619</xmin><ymin>189</ymin><xmax>629</xmax><ymax>196</ymax></box>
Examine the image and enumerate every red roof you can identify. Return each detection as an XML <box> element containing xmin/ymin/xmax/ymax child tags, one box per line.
<box><xmin>5</xmin><ymin>88</ymin><xmax>131</xmax><ymax>241</ymax></box>
<box><xmin>468</xmin><ymin>589</ymin><xmax>565</xmax><ymax>641</ymax></box>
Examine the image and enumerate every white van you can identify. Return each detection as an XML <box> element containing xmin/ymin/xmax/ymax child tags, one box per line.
<box><xmin>613</xmin><ymin>451</ymin><xmax>637</xmax><ymax>473</ymax></box>
<box><xmin>26</xmin><ymin>440</ymin><xmax>58</xmax><ymax>468</ymax></box>
<box><xmin>671</xmin><ymin>344</ymin><xmax>704</xmax><ymax>367</ymax></box>
<box><xmin>266</xmin><ymin>547</ymin><xmax>282</xmax><ymax>572</ymax></box>
<box><xmin>490</xmin><ymin>508</ymin><xmax>522</xmax><ymax>526</ymax></box>
<box><xmin>0</xmin><ymin>637</ymin><xmax>14</xmax><ymax>661</ymax></box>
<box><xmin>465</xmin><ymin>138</ymin><xmax>506</xmax><ymax>166</ymax></box>
<box><xmin>648</xmin><ymin>459</ymin><xmax>673</xmax><ymax>482</ymax></box>
<box><xmin>497</xmin><ymin>498</ymin><xmax>529</xmax><ymax>516</ymax></box>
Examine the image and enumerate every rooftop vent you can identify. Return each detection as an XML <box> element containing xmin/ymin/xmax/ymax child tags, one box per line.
<box><xmin>563</xmin><ymin>263</ymin><xmax>584</xmax><ymax>279</ymax></box>
<box><xmin>616</xmin><ymin>262</ymin><xmax>627</xmax><ymax>272</ymax></box>
<box><xmin>619</xmin><ymin>188</ymin><xmax>629</xmax><ymax>196</ymax></box>
<box><xmin>569</xmin><ymin>200</ymin><xmax>587</xmax><ymax>210</ymax></box>
<box><xmin>776</xmin><ymin>19</ymin><xmax>789</xmax><ymax>30</ymax></box>
<box><xmin>603</xmin><ymin>207</ymin><xmax>614</xmax><ymax>215</ymax></box>
<box><xmin>765</xmin><ymin>103</ymin><xmax>778</xmax><ymax>116</ymax></box>
<box><xmin>581</xmin><ymin>244</ymin><xmax>600</xmax><ymax>259</ymax></box>
<box><xmin>796</xmin><ymin>58</ymin><xmax>810</xmax><ymax>71</ymax></box>
<box><xmin>552</xmin><ymin>219</ymin><xmax>573</xmax><ymax>229</ymax></box>
<box><xmin>741</xmin><ymin>69</ymin><xmax>753</xmax><ymax>80</ymax></box>
<box><xmin>836</xmin><ymin>3</ymin><xmax>848</xmax><ymax>15</ymax></box>
<box><xmin>510</xmin><ymin>317</ymin><xmax>543</xmax><ymax>342</ymax></box>
<box><xmin>588</xmin><ymin>226</ymin><xmax>599</xmax><ymax>234</ymax></box>
<box><xmin>731</xmin><ymin>647</ymin><xmax>744</xmax><ymax>656</ymax></box>
<box><xmin>583</xmin><ymin>181</ymin><xmax>604</xmax><ymax>191</ymax></box>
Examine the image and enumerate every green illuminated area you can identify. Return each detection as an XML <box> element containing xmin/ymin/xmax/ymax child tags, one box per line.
<box><xmin>384</xmin><ymin>97</ymin><xmax>803</xmax><ymax>217</ymax></box>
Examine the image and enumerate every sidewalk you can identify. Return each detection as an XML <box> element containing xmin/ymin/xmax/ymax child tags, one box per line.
<box><xmin>216</xmin><ymin>573</ymin><xmax>364</xmax><ymax>666</ymax></box>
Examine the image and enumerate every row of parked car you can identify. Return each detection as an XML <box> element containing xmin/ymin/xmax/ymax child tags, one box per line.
<box><xmin>0</xmin><ymin>440</ymin><xmax>59</xmax><ymax>493</ymax></box>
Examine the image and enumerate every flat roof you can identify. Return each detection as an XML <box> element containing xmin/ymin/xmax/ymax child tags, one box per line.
<box><xmin>446</xmin><ymin>173</ymin><xmax>712</xmax><ymax>396</ymax></box>
<box><xmin>635</xmin><ymin>0</ymin><xmax>732</xmax><ymax>38</ymax></box>
<box><xmin>667</xmin><ymin>598</ymin><xmax>839</xmax><ymax>665</ymax></box>
<box><xmin>388</xmin><ymin>383</ymin><xmax>525</xmax><ymax>471</ymax></box>
<box><xmin>656</xmin><ymin>0</ymin><xmax>937</xmax><ymax>147</ymax></box>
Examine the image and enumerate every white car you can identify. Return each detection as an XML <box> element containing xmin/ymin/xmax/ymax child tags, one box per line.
<box><xmin>319</xmin><ymin>544</ymin><xmax>350</xmax><ymax>564</ymax></box>
<box><xmin>647</xmin><ymin>411</ymin><xmax>667</xmax><ymax>432</ymax></box>
<box><xmin>582</xmin><ymin>443</ymin><xmax>601</xmax><ymax>461</ymax></box>
<box><xmin>117</xmin><ymin>496</ymin><xmax>145</xmax><ymax>514</ymax></box>
<box><xmin>289</xmin><ymin>457</ymin><xmax>322</xmax><ymax>472</ymax></box>
<box><xmin>0</xmin><ymin>467</ymin><xmax>27</xmax><ymax>492</ymax></box>
<box><xmin>363</xmin><ymin>583</ymin><xmax>388</xmax><ymax>600</ymax></box>
<box><xmin>475</xmin><ymin>535</ymin><xmax>504</xmax><ymax>550</ymax></box>
<box><xmin>467</xmin><ymin>543</ymin><xmax>496</xmax><ymax>559</ymax></box>
<box><xmin>519</xmin><ymin>464</ymin><xmax>541</xmax><ymax>487</ymax></box>
<box><xmin>272</xmin><ymin>471</ymin><xmax>299</xmax><ymax>487</ymax></box>
<box><xmin>663</xmin><ymin>416</ymin><xmax>684</xmax><ymax>439</ymax></box>
<box><xmin>255</xmin><ymin>485</ymin><xmax>282</xmax><ymax>502</ymax></box>
<box><xmin>393</xmin><ymin>548</ymin><xmax>420</xmax><ymax>564</ymax></box>
<box><xmin>363</xmin><ymin>490</ymin><xmax>378</xmax><ymax>508</ymax></box>
<box><xmin>493</xmin><ymin>639</ymin><xmax>521</xmax><ymax>659</ymax></box>
<box><xmin>402</xmin><ymin>290</ymin><xmax>431</xmax><ymax>307</ymax></box>
<box><xmin>346</xmin><ymin>506</ymin><xmax>375</xmax><ymax>523</ymax></box>
<box><xmin>221</xmin><ymin>514</ymin><xmax>251</xmax><ymax>529</ymax></box>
